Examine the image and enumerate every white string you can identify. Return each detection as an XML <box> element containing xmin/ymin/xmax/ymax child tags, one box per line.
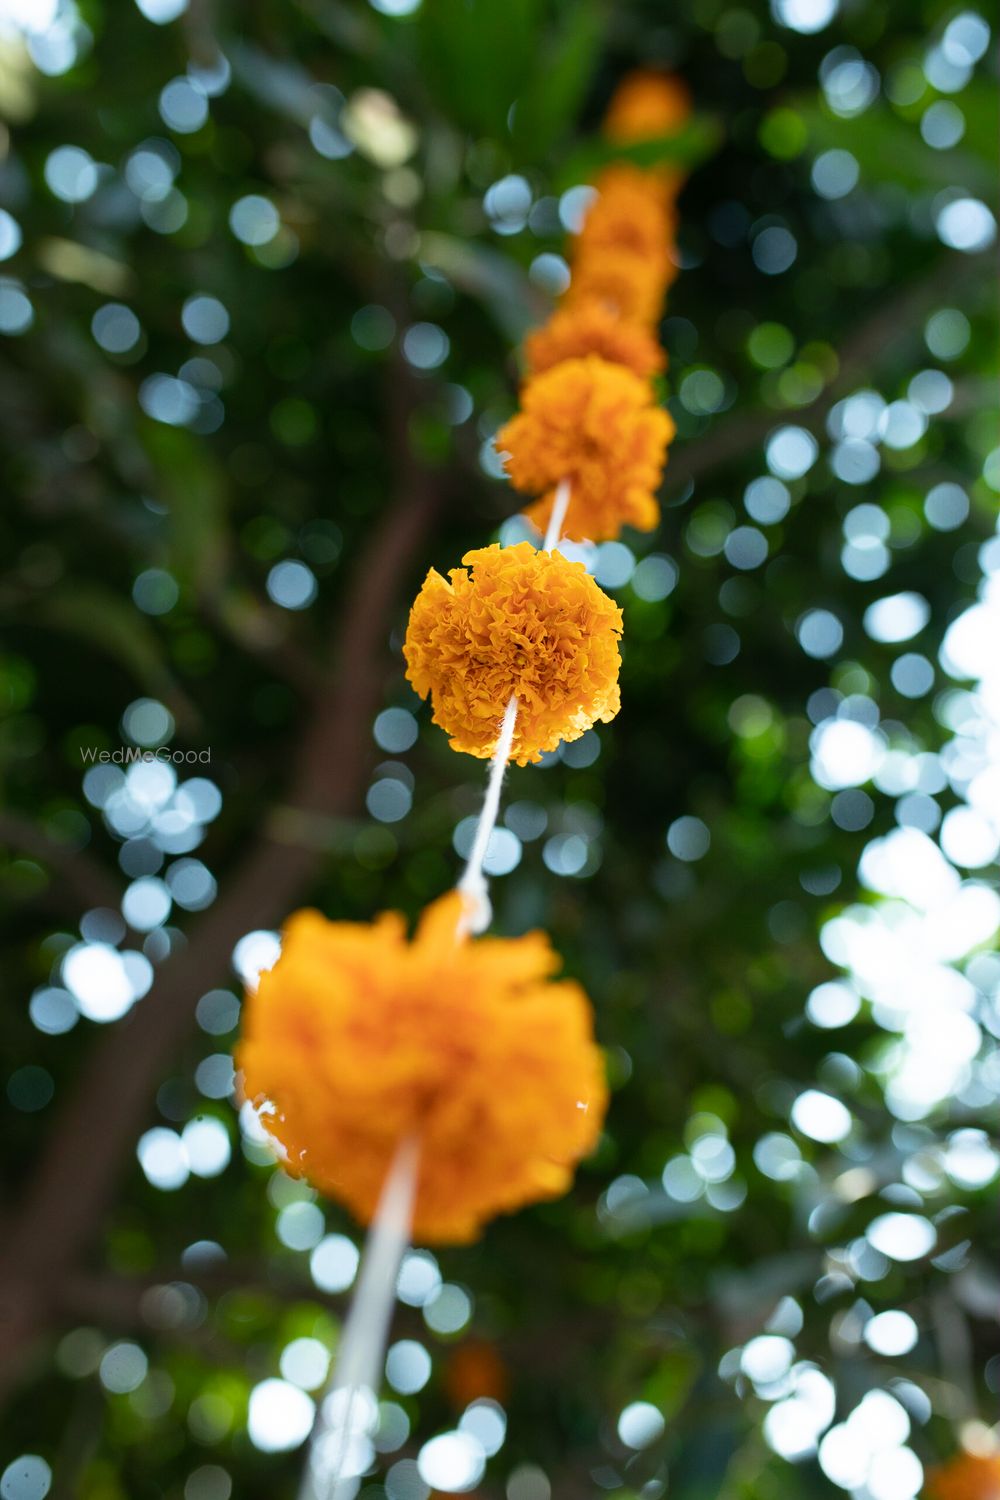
<box><xmin>543</xmin><ymin>476</ymin><xmax>571</xmax><ymax>552</ymax></box>
<box><xmin>456</xmin><ymin>695</ymin><xmax>518</xmax><ymax>936</ymax></box>
<box><xmin>298</xmin><ymin>1138</ymin><xmax>420</xmax><ymax>1500</ymax></box>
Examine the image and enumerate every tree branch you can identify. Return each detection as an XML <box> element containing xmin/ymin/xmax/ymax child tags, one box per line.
<box><xmin>0</xmin><ymin>365</ymin><xmax>444</xmax><ymax>1404</ymax></box>
<box><xmin>0</xmin><ymin>812</ymin><xmax>123</xmax><ymax>913</ymax></box>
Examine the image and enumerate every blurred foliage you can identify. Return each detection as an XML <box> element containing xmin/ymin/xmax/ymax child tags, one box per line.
<box><xmin>0</xmin><ymin>0</ymin><xmax>998</xmax><ymax>1498</ymax></box>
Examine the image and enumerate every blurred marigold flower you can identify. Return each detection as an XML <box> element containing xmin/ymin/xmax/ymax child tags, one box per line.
<box><xmin>565</xmin><ymin>244</ymin><xmax>675</xmax><ymax>327</ymax></box>
<box><xmin>603</xmin><ymin>68</ymin><xmax>692</xmax><ymax>143</ymax></box>
<box><xmin>524</xmin><ymin>298</ymin><xmax>665</xmax><ymax>382</ymax></box>
<box><xmin>496</xmin><ymin>356</ymin><xmax>675</xmax><ymax>541</ymax></box>
<box><xmin>403</xmin><ymin>540</ymin><xmax>622</xmax><ymax>763</ymax></box>
<box><xmin>578</xmin><ymin>163</ymin><xmax>679</xmax><ymax>259</ymax></box>
<box><xmin>925</xmin><ymin>1454</ymin><xmax>1000</xmax><ymax>1500</ymax></box>
<box><xmin>237</xmin><ymin>891</ymin><xmax>607</xmax><ymax>1244</ymax></box>
<box><xmin>564</xmin><ymin>165</ymin><xmax>680</xmax><ymax>327</ymax></box>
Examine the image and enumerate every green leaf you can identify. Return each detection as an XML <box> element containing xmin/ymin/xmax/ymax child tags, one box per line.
<box><xmin>556</xmin><ymin>114</ymin><xmax>725</xmax><ymax>189</ymax></box>
<box><xmin>416</xmin><ymin>0</ymin><xmax>542</xmax><ymax>137</ymax></box>
<box><xmin>510</xmin><ymin>2</ymin><xmax>604</xmax><ymax>158</ymax></box>
<box><xmin>796</xmin><ymin>85</ymin><xmax>998</xmax><ymax>195</ymax></box>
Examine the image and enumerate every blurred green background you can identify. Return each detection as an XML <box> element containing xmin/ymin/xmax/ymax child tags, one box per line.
<box><xmin>1</xmin><ymin>0</ymin><xmax>998</xmax><ymax>1497</ymax></box>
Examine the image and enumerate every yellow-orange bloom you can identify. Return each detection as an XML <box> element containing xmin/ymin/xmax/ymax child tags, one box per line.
<box><xmin>603</xmin><ymin>69</ymin><xmax>692</xmax><ymax>143</ymax></box>
<box><xmin>403</xmin><ymin>541</ymin><xmax>622</xmax><ymax>764</ymax></box>
<box><xmin>563</xmin><ymin>165</ymin><xmax>680</xmax><ymax>327</ymax></box>
<box><xmin>236</xmin><ymin>891</ymin><xmax>608</xmax><ymax>1244</ymax></box>
<box><xmin>578</xmin><ymin>164</ymin><xmax>678</xmax><ymax>259</ymax></box>
<box><xmin>524</xmin><ymin>298</ymin><xmax>665</xmax><ymax>382</ymax></box>
<box><xmin>925</xmin><ymin>1454</ymin><xmax>1000</xmax><ymax>1500</ymax></box>
<box><xmin>566</xmin><ymin>245</ymin><xmax>675</xmax><ymax>327</ymax></box>
<box><xmin>496</xmin><ymin>355</ymin><xmax>674</xmax><ymax>541</ymax></box>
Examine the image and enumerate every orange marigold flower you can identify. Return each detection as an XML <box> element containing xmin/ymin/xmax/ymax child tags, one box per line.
<box><xmin>524</xmin><ymin>298</ymin><xmax>665</xmax><ymax>381</ymax></box>
<box><xmin>566</xmin><ymin>245</ymin><xmax>676</xmax><ymax>327</ymax></box>
<box><xmin>603</xmin><ymin>69</ymin><xmax>692</xmax><ymax>143</ymax></box>
<box><xmin>565</xmin><ymin>166</ymin><xmax>680</xmax><ymax>327</ymax></box>
<box><xmin>578</xmin><ymin>164</ymin><xmax>678</xmax><ymax>259</ymax></box>
<box><xmin>236</xmin><ymin>891</ymin><xmax>608</xmax><ymax>1244</ymax></box>
<box><xmin>925</xmin><ymin>1454</ymin><xmax>1000</xmax><ymax>1500</ymax></box>
<box><xmin>403</xmin><ymin>540</ymin><xmax>622</xmax><ymax>764</ymax></box>
<box><xmin>495</xmin><ymin>355</ymin><xmax>674</xmax><ymax>541</ymax></box>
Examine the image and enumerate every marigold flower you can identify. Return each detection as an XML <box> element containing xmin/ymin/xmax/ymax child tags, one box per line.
<box><xmin>564</xmin><ymin>165</ymin><xmax>680</xmax><ymax>327</ymax></box>
<box><xmin>236</xmin><ymin>891</ymin><xmax>608</xmax><ymax>1244</ymax></box>
<box><xmin>578</xmin><ymin>164</ymin><xmax>678</xmax><ymax>259</ymax></box>
<box><xmin>524</xmin><ymin>298</ymin><xmax>665</xmax><ymax>382</ymax></box>
<box><xmin>495</xmin><ymin>356</ymin><xmax>674</xmax><ymax>541</ymax></box>
<box><xmin>566</xmin><ymin>245</ymin><xmax>675</xmax><ymax>327</ymax></box>
<box><xmin>603</xmin><ymin>69</ymin><xmax>692</xmax><ymax>143</ymax></box>
<box><xmin>403</xmin><ymin>540</ymin><xmax>622</xmax><ymax>764</ymax></box>
<box><xmin>925</xmin><ymin>1454</ymin><xmax>1000</xmax><ymax>1500</ymax></box>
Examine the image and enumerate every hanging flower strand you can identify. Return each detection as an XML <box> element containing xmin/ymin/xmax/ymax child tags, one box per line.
<box><xmin>411</xmin><ymin>65</ymin><xmax>691</xmax><ymax>920</ymax></box>
<box><xmin>234</xmin><ymin>64</ymin><xmax>694</xmax><ymax>1500</ymax></box>
<box><xmin>494</xmin><ymin>70</ymin><xmax>689</xmax><ymax>544</ymax></box>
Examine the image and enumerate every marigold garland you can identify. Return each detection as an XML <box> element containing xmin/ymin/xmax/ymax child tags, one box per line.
<box><xmin>237</xmin><ymin>891</ymin><xmax>608</xmax><ymax>1244</ymax></box>
<box><xmin>524</xmin><ymin>298</ymin><xmax>666</xmax><ymax>381</ymax></box>
<box><xmin>492</xmin><ymin>73</ymin><xmax>689</xmax><ymax>544</ymax></box>
<box><xmin>495</xmin><ymin>356</ymin><xmax>675</xmax><ymax>542</ymax></box>
<box><xmin>234</xmin><ymin>69</ymin><xmax>695</xmax><ymax>1493</ymax></box>
<box><xmin>403</xmin><ymin>540</ymin><xmax>623</xmax><ymax>763</ymax></box>
<box><xmin>924</xmin><ymin>1454</ymin><xmax>1000</xmax><ymax>1500</ymax></box>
